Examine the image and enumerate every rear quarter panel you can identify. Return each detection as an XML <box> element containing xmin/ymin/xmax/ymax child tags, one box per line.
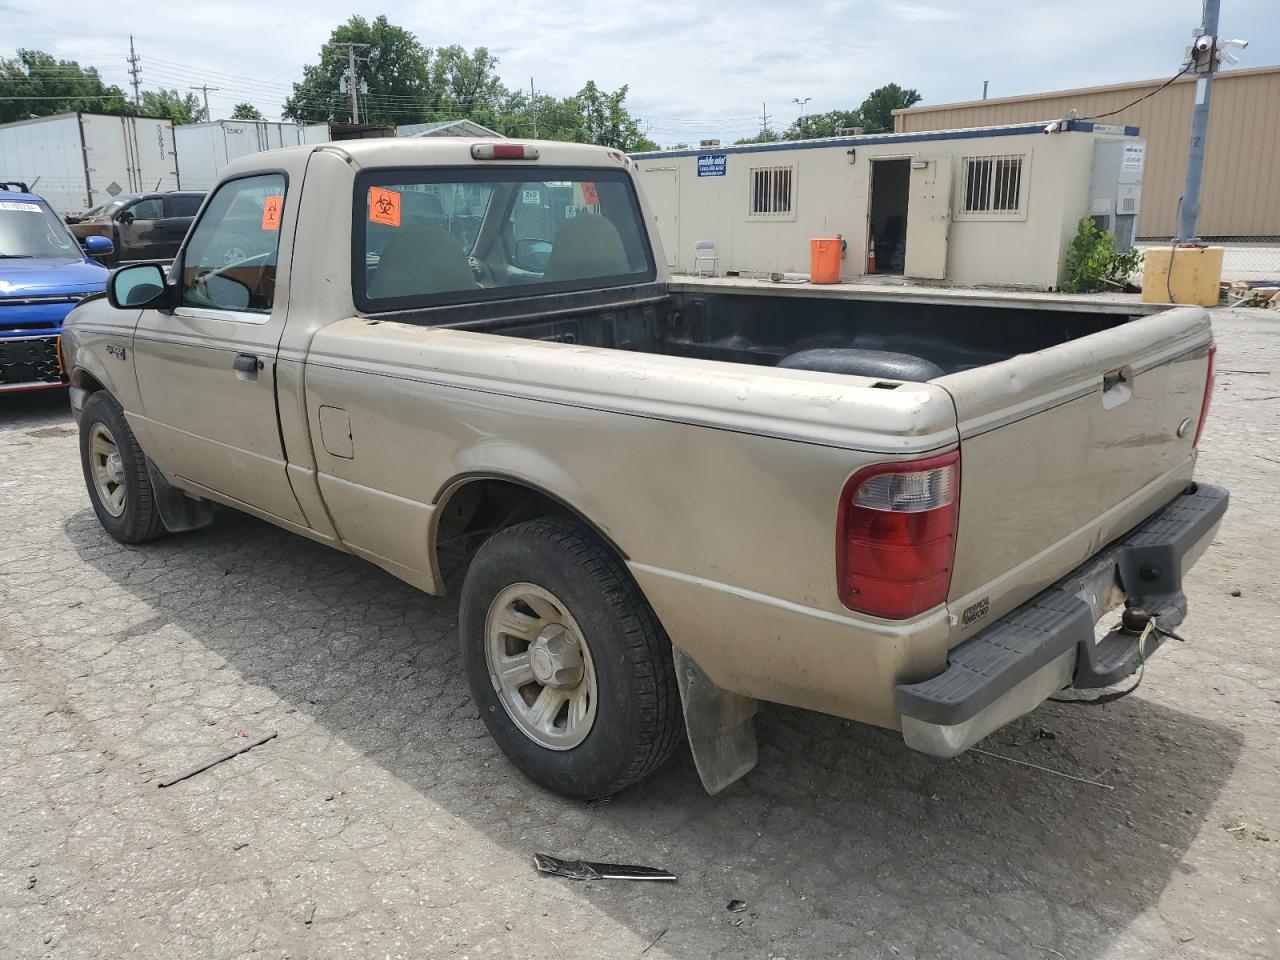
<box><xmin>302</xmin><ymin>322</ymin><xmax>961</xmax><ymax>725</ymax></box>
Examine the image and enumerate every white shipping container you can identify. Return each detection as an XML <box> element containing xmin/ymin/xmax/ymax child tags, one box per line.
<box><xmin>0</xmin><ymin>112</ymin><xmax>179</xmax><ymax>216</ymax></box>
<box><xmin>175</xmin><ymin>120</ymin><xmax>307</xmax><ymax>191</ymax></box>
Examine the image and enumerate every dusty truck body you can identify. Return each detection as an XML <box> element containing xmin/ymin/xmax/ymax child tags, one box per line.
<box><xmin>60</xmin><ymin>138</ymin><xmax>1226</xmax><ymax>798</ymax></box>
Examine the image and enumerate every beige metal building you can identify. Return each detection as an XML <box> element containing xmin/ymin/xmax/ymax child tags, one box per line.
<box><xmin>633</xmin><ymin>122</ymin><xmax>1144</xmax><ymax>290</ymax></box>
<box><xmin>894</xmin><ymin>65</ymin><xmax>1280</xmax><ymax>239</ymax></box>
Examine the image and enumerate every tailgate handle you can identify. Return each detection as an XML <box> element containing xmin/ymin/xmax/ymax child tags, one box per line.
<box><xmin>1102</xmin><ymin>367</ymin><xmax>1132</xmax><ymax>408</ymax></box>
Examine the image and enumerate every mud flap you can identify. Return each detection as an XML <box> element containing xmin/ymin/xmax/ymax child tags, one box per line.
<box><xmin>672</xmin><ymin>647</ymin><xmax>759</xmax><ymax>794</ymax></box>
<box><xmin>146</xmin><ymin>458</ymin><xmax>214</xmax><ymax>533</ymax></box>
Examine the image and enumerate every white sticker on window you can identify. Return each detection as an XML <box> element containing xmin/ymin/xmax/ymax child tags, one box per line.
<box><xmin>521</xmin><ymin>189</ymin><xmax>541</xmax><ymax>204</ymax></box>
<box><xmin>0</xmin><ymin>201</ymin><xmax>42</xmax><ymax>213</ymax></box>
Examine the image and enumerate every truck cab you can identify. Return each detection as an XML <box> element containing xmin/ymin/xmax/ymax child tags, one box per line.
<box><xmin>1</xmin><ymin>183</ymin><xmax>112</xmax><ymax>393</ymax></box>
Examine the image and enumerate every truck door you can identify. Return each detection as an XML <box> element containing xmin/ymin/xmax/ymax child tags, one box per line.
<box><xmin>132</xmin><ymin>173</ymin><xmax>306</xmax><ymax>526</ymax></box>
<box><xmin>903</xmin><ymin>156</ymin><xmax>952</xmax><ymax>280</ymax></box>
<box><xmin>158</xmin><ymin>194</ymin><xmax>203</xmax><ymax>260</ymax></box>
<box><xmin>114</xmin><ymin>196</ymin><xmax>164</xmax><ymax>262</ymax></box>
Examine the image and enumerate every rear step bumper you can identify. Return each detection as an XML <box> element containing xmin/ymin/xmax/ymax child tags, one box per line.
<box><xmin>895</xmin><ymin>482</ymin><xmax>1229</xmax><ymax>758</ymax></box>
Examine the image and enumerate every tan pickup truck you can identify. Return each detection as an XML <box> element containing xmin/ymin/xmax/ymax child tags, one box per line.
<box><xmin>61</xmin><ymin>138</ymin><xmax>1227</xmax><ymax>798</ymax></box>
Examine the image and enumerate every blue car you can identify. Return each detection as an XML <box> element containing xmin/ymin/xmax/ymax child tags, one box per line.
<box><xmin>1</xmin><ymin>182</ymin><xmax>113</xmax><ymax>393</ymax></box>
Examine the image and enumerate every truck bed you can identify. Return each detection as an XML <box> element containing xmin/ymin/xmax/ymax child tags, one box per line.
<box><xmin>430</xmin><ymin>280</ymin><xmax>1156</xmax><ymax>380</ymax></box>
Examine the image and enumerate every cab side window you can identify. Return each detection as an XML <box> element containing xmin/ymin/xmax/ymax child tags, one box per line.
<box><xmin>181</xmin><ymin>174</ymin><xmax>285</xmax><ymax>314</ymax></box>
<box><xmin>124</xmin><ymin>197</ymin><xmax>163</xmax><ymax>222</ymax></box>
<box><xmin>164</xmin><ymin>195</ymin><xmax>204</xmax><ymax>218</ymax></box>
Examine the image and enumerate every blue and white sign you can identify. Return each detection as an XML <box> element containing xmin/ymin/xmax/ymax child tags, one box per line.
<box><xmin>697</xmin><ymin>154</ymin><xmax>727</xmax><ymax>177</ymax></box>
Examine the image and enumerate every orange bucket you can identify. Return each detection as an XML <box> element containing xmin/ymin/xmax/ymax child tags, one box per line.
<box><xmin>810</xmin><ymin>238</ymin><xmax>842</xmax><ymax>284</ymax></box>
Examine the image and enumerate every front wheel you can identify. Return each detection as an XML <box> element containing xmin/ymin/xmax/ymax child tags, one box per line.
<box><xmin>79</xmin><ymin>391</ymin><xmax>165</xmax><ymax>544</ymax></box>
<box><xmin>459</xmin><ymin>518</ymin><xmax>683</xmax><ymax>799</ymax></box>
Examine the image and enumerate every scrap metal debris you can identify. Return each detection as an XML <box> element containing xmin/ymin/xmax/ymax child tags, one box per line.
<box><xmin>532</xmin><ymin>853</ymin><xmax>676</xmax><ymax>881</ymax></box>
<box><xmin>157</xmin><ymin>731</ymin><xmax>278</xmax><ymax>788</ymax></box>
<box><xmin>726</xmin><ymin>899</ymin><xmax>748</xmax><ymax>913</ymax></box>
<box><xmin>971</xmin><ymin>747</ymin><xmax>1115</xmax><ymax>791</ymax></box>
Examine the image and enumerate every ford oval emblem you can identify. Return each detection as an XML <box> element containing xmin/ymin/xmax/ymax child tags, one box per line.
<box><xmin>1177</xmin><ymin>417</ymin><xmax>1194</xmax><ymax>438</ymax></box>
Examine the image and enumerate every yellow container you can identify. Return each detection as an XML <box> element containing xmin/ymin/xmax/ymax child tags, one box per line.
<box><xmin>1141</xmin><ymin>245</ymin><xmax>1224</xmax><ymax>307</ymax></box>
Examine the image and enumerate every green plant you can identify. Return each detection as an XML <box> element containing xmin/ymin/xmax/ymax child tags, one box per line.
<box><xmin>1062</xmin><ymin>218</ymin><xmax>1142</xmax><ymax>293</ymax></box>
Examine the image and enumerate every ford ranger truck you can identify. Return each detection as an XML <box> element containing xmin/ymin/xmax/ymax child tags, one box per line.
<box><xmin>1</xmin><ymin>186</ymin><xmax>112</xmax><ymax>392</ymax></box>
<box><xmin>59</xmin><ymin>139</ymin><xmax>1227</xmax><ymax>799</ymax></box>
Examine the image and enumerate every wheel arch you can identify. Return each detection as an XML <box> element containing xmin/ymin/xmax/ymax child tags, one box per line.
<box><xmin>430</xmin><ymin>471</ymin><xmax>629</xmax><ymax>589</ymax></box>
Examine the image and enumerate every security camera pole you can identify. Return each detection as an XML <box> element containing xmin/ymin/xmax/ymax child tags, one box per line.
<box><xmin>1177</xmin><ymin>1</ymin><xmax>1249</xmax><ymax>241</ymax></box>
<box><xmin>1176</xmin><ymin>0</ymin><xmax>1220</xmax><ymax>242</ymax></box>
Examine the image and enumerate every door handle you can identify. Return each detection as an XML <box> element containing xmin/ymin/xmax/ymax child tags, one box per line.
<box><xmin>233</xmin><ymin>353</ymin><xmax>262</xmax><ymax>381</ymax></box>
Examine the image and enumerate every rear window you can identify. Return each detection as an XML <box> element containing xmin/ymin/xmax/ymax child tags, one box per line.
<box><xmin>353</xmin><ymin>166</ymin><xmax>654</xmax><ymax>312</ymax></box>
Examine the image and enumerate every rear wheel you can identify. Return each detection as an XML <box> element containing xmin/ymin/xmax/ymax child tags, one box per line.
<box><xmin>79</xmin><ymin>391</ymin><xmax>165</xmax><ymax>544</ymax></box>
<box><xmin>459</xmin><ymin>517</ymin><xmax>683</xmax><ymax>798</ymax></box>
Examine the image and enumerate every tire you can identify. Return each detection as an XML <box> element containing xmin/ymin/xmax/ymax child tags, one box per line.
<box><xmin>79</xmin><ymin>391</ymin><xmax>165</xmax><ymax>544</ymax></box>
<box><xmin>459</xmin><ymin>517</ymin><xmax>683</xmax><ymax>799</ymax></box>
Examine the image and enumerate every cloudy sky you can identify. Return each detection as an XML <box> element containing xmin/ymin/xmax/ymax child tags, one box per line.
<box><xmin>4</xmin><ymin>0</ymin><xmax>1275</xmax><ymax>143</ymax></box>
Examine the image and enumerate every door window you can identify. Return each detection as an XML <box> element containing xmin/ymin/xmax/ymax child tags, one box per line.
<box><xmin>164</xmin><ymin>194</ymin><xmax>204</xmax><ymax>218</ymax></box>
<box><xmin>124</xmin><ymin>197</ymin><xmax>163</xmax><ymax>222</ymax></box>
<box><xmin>180</xmin><ymin>174</ymin><xmax>285</xmax><ymax>314</ymax></box>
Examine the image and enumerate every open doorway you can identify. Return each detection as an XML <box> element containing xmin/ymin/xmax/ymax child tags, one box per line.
<box><xmin>868</xmin><ymin>158</ymin><xmax>910</xmax><ymax>275</ymax></box>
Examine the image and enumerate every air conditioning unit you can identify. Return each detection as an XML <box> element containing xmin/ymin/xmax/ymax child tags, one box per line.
<box><xmin>699</xmin><ymin>139</ymin><xmax>721</xmax><ymax>149</ymax></box>
<box><xmin>1088</xmin><ymin>137</ymin><xmax>1146</xmax><ymax>252</ymax></box>
<box><xmin>836</xmin><ymin>126</ymin><xmax>866</xmax><ymax>136</ymax></box>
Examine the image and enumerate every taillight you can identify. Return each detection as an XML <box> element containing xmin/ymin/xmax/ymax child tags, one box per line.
<box><xmin>1193</xmin><ymin>344</ymin><xmax>1216</xmax><ymax>447</ymax></box>
<box><xmin>836</xmin><ymin>451</ymin><xmax>960</xmax><ymax>620</ymax></box>
<box><xmin>471</xmin><ymin>143</ymin><xmax>540</xmax><ymax>160</ymax></box>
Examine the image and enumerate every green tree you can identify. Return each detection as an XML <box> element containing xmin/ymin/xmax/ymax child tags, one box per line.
<box><xmin>736</xmin><ymin>128</ymin><xmax>782</xmax><ymax>144</ymax></box>
<box><xmin>493</xmin><ymin>90</ymin><xmax>583</xmax><ymax>140</ymax></box>
<box><xmin>283</xmin><ymin>15</ymin><xmax>434</xmax><ymax>124</ymax></box>
<box><xmin>784</xmin><ymin>108</ymin><xmax>863</xmax><ymax>140</ymax></box>
<box><xmin>231</xmin><ymin>102</ymin><xmax>263</xmax><ymax>120</ymax></box>
<box><xmin>0</xmin><ymin>50</ymin><xmax>131</xmax><ymax>124</ymax></box>
<box><xmin>856</xmin><ymin>83</ymin><xmax>921</xmax><ymax>133</ymax></box>
<box><xmin>430</xmin><ymin>45</ymin><xmax>507</xmax><ymax>126</ymax></box>
<box><xmin>140</xmin><ymin>88</ymin><xmax>205</xmax><ymax>123</ymax></box>
<box><xmin>575</xmin><ymin>81</ymin><xmax>656</xmax><ymax>151</ymax></box>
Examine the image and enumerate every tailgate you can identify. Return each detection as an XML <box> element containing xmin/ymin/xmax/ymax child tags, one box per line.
<box><xmin>937</xmin><ymin>305</ymin><xmax>1213</xmax><ymax>642</ymax></box>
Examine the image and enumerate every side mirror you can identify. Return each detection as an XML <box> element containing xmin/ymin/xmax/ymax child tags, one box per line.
<box><xmin>107</xmin><ymin>263</ymin><xmax>171</xmax><ymax>310</ymax></box>
<box><xmin>118</xmin><ymin>211</ymin><xmax>135</xmax><ymax>225</ymax></box>
<box><xmin>82</xmin><ymin>234</ymin><xmax>114</xmax><ymax>255</ymax></box>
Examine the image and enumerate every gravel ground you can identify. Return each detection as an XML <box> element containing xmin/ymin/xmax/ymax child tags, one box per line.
<box><xmin>1</xmin><ymin>308</ymin><xmax>1277</xmax><ymax>960</ymax></box>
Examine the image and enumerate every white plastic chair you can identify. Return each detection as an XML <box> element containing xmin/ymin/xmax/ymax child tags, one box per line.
<box><xmin>693</xmin><ymin>239</ymin><xmax>720</xmax><ymax>277</ymax></box>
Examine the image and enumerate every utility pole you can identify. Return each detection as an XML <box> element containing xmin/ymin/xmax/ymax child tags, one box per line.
<box><xmin>530</xmin><ymin>77</ymin><xmax>538</xmax><ymax>138</ymax></box>
<box><xmin>761</xmin><ymin>102</ymin><xmax>771</xmax><ymax>139</ymax></box>
<box><xmin>1177</xmin><ymin>0</ymin><xmax>1220</xmax><ymax>241</ymax></box>
<box><xmin>792</xmin><ymin>96</ymin><xmax>812</xmax><ymax>135</ymax></box>
<box><xmin>329</xmin><ymin>42</ymin><xmax>371</xmax><ymax>124</ymax></box>
<box><xmin>127</xmin><ymin>36</ymin><xmax>141</xmax><ymax>109</ymax></box>
<box><xmin>189</xmin><ymin>85</ymin><xmax>219</xmax><ymax>122</ymax></box>
<box><xmin>982</xmin><ymin>80</ymin><xmax>989</xmax><ymax>100</ymax></box>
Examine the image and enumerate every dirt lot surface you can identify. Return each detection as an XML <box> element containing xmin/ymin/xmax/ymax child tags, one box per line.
<box><xmin>2</xmin><ymin>308</ymin><xmax>1277</xmax><ymax>960</ymax></box>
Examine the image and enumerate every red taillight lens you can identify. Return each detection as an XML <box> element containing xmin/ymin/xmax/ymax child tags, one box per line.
<box><xmin>471</xmin><ymin>143</ymin><xmax>539</xmax><ymax>160</ymax></box>
<box><xmin>836</xmin><ymin>451</ymin><xmax>960</xmax><ymax>620</ymax></box>
<box><xmin>1193</xmin><ymin>344</ymin><xmax>1216</xmax><ymax>447</ymax></box>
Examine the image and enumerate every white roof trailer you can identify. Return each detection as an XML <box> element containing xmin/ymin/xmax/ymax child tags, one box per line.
<box><xmin>175</xmin><ymin>120</ymin><xmax>308</xmax><ymax>191</ymax></box>
<box><xmin>633</xmin><ymin>120</ymin><xmax>1146</xmax><ymax>291</ymax></box>
<box><xmin>0</xmin><ymin>113</ymin><xmax>178</xmax><ymax>216</ymax></box>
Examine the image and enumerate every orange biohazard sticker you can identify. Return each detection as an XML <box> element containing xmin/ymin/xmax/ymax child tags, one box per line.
<box><xmin>580</xmin><ymin>181</ymin><xmax>599</xmax><ymax>205</ymax></box>
<box><xmin>261</xmin><ymin>195</ymin><xmax>283</xmax><ymax>231</ymax></box>
<box><xmin>369</xmin><ymin>187</ymin><xmax>401</xmax><ymax>227</ymax></box>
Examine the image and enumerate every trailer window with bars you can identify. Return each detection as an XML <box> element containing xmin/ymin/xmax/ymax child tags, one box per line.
<box><xmin>958</xmin><ymin>154</ymin><xmax>1026</xmax><ymax>219</ymax></box>
<box><xmin>748</xmin><ymin>165</ymin><xmax>795</xmax><ymax>219</ymax></box>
